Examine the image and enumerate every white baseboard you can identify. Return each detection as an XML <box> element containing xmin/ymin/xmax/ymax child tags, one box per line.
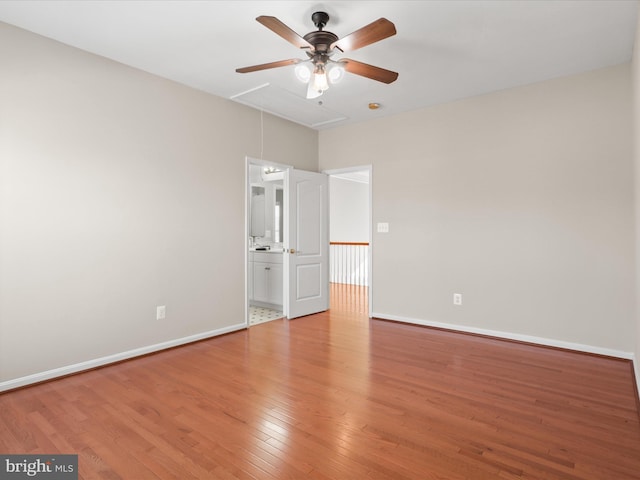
<box><xmin>372</xmin><ymin>312</ymin><xmax>634</xmax><ymax>360</ymax></box>
<box><xmin>0</xmin><ymin>323</ymin><xmax>247</xmax><ymax>393</ymax></box>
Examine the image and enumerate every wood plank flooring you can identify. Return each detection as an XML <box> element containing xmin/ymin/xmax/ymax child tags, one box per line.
<box><xmin>2</xmin><ymin>283</ymin><xmax>640</xmax><ymax>479</ymax></box>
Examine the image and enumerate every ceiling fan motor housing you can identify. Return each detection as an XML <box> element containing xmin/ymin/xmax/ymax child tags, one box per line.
<box><xmin>304</xmin><ymin>12</ymin><xmax>338</xmax><ymax>55</ymax></box>
<box><xmin>303</xmin><ymin>30</ymin><xmax>338</xmax><ymax>54</ymax></box>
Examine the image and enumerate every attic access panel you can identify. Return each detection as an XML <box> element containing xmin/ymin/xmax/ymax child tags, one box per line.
<box><xmin>231</xmin><ymin>83</ymin><xmax>347</xmax><ymax>128</ymax></box>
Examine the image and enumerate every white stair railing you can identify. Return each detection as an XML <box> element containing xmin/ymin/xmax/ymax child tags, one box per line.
<box><xmin>330</xmin><ymin>242</ymin><xmax>369</xmax><ymax>286</ymax></box>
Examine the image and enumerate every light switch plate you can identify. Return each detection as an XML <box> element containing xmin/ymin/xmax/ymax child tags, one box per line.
<box><xmin>377</xmin><ymin>222</ymin><xmax>389</xmax><ymax>233</ymax></box>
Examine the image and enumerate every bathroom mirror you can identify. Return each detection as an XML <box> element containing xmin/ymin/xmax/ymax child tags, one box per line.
<box><xmin>274</xmin><ymin>187</ymin><xmax>283</xmax><ymax>243</ymax></box>
<box><xmin>250</xmin><ymin>186</ymin><xmax>266</xmax><ymax>237</ymax></box>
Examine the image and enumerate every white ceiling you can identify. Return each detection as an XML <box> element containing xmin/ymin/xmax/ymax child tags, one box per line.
<box><xmin>0</xmin><ymin>1</ymin><xmax>637</xmax><ymax>130</ymax></box>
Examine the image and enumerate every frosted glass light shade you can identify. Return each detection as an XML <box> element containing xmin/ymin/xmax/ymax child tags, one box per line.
<box><xmin>327</xmin><ymin>64</ymin><xmax>345</xmax><ymax>83</ymax></box>
<box><xmin>294</xmin><ymin>64</ymin><xmax>311</xmax><ymax>83</ymax></box>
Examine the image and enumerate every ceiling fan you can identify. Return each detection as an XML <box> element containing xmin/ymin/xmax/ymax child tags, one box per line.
<box><xmin>236</xmin><ymin>11</ymin><xmax>398</xmax><ymax>99</ymax></box>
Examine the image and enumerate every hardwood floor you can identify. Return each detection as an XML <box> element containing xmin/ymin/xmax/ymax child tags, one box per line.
<box><xmin>2</xmin><ymin>283</ymin><xmax>640</xmax><ymax>479</ymax></box>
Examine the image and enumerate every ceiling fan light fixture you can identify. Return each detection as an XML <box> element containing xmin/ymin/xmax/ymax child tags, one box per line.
<box><xmin>306</xmin><ymin>78</ymin><xmax>324</xmax><ymax>99</ymax></box>
<box><xmin>327</xmin><ymin>63</ymin><xmax>345</xmax><ymax>84</ymax></box>
<box><xmin>300</xmin><ymin>61</ymin><xmax>330</xmax><ymax>98</ymax></box>
<box><xmin>294</xmin><ymin>63</ymin><xmax>311</xmax><ymax>83</ymax></box>
<box><xmin>311</xmin><ymin>64</ymin><xmax>329</xmax><ymax>92</ymax></box>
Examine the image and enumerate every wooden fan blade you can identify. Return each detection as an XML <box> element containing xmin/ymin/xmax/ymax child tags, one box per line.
<box><xmin>341</xmin><ymin>59</ymin><xmax>398</xmax><ymax>84</ymax></box>
<box><xmin>236</xmin><ymin>58</ymin><xmax>301</xmax><ymax>74</ymax></box>
<box><xmin>256</xmin><ymin>16</ymin><xmax>314</xmax><ymax>50</ymax></box>
<box><xmin>331</xmin><ymin>18</ymin><xmax>396</xmax><ymax>52</ymax></box>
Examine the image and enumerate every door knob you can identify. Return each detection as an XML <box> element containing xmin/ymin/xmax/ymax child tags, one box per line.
<box><xmin>289</xmin><ymin>249</ymin><xmax>296</xmax><ymax>254</ymax></box>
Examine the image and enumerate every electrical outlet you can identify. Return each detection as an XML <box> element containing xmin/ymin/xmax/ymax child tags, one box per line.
<box><xmin>156</xmin><ymin>305</ymin><xmax>166</xmax><ymax>320</ymax></box>
<box><xmin>453</xmin><ymin>294</ymin><xmax>462</xmax><ymax>306</ymax></box>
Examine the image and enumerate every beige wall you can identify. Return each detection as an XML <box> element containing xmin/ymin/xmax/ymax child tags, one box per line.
<box><xmin>320</xmin><ymin>63</ymin><xmax>634</xmax><ymax>354</ymax></box>
<box><xmin>0</xmin><ymin>22</ymin><xmax>318</xmax><ymax>386</ymax></box>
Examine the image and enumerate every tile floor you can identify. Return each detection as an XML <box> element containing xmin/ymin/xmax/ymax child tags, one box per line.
<box><xmin>249</xmin><ymin>306</ymin><xmax>284</xmax><ymax>325</ymax></box>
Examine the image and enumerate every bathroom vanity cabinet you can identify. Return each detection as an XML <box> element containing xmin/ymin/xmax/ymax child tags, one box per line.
<box><xmin>249</xmin><ymin>251</ymin><xmax>283</xmax><ymax>309</ymax></box>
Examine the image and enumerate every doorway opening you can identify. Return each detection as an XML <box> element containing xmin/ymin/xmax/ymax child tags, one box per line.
<box><xmin>325</xmin><ymin>166</ymin><xmax>373</xmax><ymax>318</ymax></box>
<box><xmin>247</xmin><ymin>159</ymin><xmax>288</xmax><ymax>326</ymax></box>
<box><xmin>246</xmin><ymin>158</ymin><xmax>331</xmax><ymax>326</ymax></box>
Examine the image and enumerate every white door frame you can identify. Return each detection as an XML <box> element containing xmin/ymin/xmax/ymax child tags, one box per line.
<box><xmin>245</xmin><ymin>156</ymin><xmax>293</xmax><ymax>325</ymax></box>
<box><xmin>322</xmin><ymin>165</ymin><xmax>373</xmax><ymax>318</ymax></box>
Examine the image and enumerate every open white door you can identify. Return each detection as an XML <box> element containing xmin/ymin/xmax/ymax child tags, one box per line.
<box><xmin>284</xmin><ymin>168</ymin><xmax>329</xmax><ymax>319</ymax></box>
